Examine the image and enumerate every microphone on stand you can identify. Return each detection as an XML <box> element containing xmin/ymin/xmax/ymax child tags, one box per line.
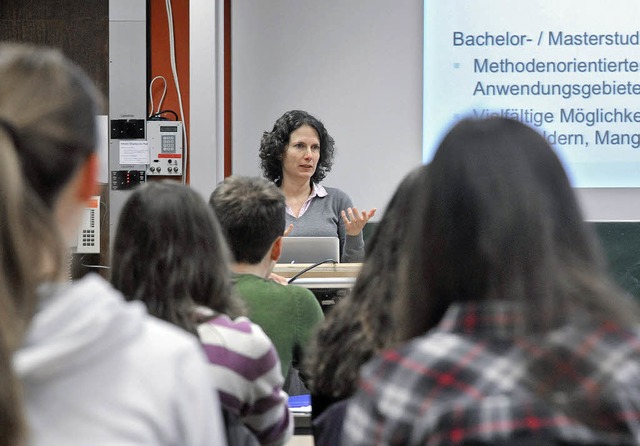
<box><xmin>287</xmin><ymin>259</ymin><xmax>338</xmax><ymax>284</ymax></box>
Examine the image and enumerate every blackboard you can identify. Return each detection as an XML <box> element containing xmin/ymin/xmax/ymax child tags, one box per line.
<box><xmin>593</xmin><ymin>222</ymin><xmax>640</xmax><ymax>300</ymax></box>
<box><xmin>364</xmin><ymin>222</ymin><xmax>640</xmax><ymax>300</ymax></box>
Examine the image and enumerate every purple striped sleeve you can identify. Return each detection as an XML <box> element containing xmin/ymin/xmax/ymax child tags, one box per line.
<box><xmin>202</xmin><ymin>344</ymin><xmax>278</xmax><ymax>381</ymax></box>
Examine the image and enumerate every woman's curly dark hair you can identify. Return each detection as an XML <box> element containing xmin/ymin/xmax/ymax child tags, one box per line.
<box><xmin>259</xmin><ymin>110</ymin><xmax>335</xmax><ymax>185</ymax></box>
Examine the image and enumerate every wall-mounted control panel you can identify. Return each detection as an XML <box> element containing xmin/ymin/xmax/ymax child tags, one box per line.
<box><xmin>146</xmin><ymin>121</ymin><xmax>183</xmax><ymax>176</ymax></box>
<box><xmin>111</xmin><ymin>170</ymin><xmax>146</xmax><ymax>190</ymax></box>
<box><xmin>111</xmin><ymin>119</ymin><xmax>145</xmax><ymax>139</ymax></box>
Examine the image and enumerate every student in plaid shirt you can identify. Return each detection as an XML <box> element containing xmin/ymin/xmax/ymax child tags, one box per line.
<box><xmin>343</xmin><ymin>117</ymin><xmax>640</xmax><ymax>446</ymax></box>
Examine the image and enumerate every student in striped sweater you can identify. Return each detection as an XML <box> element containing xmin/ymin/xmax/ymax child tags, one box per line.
<box><xmin>111</xmin><ymin>181</ymin><xmax>293</xmax><ymax>446</ymax></box>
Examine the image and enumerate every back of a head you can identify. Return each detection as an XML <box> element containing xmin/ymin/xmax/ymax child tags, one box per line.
<box><xmin>307</xmin><ymin>165</ymin><xmax>429</xmax><ymax>399</ymax></box>
<box><xmin>0</xmin><ymin>43</ymin><xmax>100</xmax><ymax>207</ymax></box>
<box><xmin>346</xmin><ymin>163</ymin><xmax>430</xmax><ymax>325</ymax></box>
<box><xmin>0</xmin><ymin>43</ymin><xmax>100</xmax><ymax>339</ymax></box>
<box><xmin>0</xmin><ymin>42</ymin><xmax>101</xmax><ymax>446</ymax></box>
<box><xmin>209</xmin><ymin>175</ymin><xmax>286</xmax><ymax>264</ymax></box>
<box><xmin>111</xmin><ymin>181</ymin><xmax>236</xmax><ymax>332</ymax></box>
<box><xmin>398</xmin><ymin>117</ymin><xmax>639</xmax><ymax>340</ymax></box>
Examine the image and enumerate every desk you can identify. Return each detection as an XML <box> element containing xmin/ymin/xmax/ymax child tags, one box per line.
<box><xmin>286</xmin><ymin>435</ymin><xmax>313</xmax><ymax>445</ymax></box>
<box><xmin>273</xmin><ymin>263</ymin><xmax>362</xmax><ymax>280</ymax></box>
<box><xmin>274</xmin><ymin>263</ymin><xmax>361</xmax><ymax>311</ymax></box>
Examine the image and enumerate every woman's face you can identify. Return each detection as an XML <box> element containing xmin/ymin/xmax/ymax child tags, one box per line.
<box><xmin>282</xmin><ymin>125</ymin><xmax>320</xmax><ymax>183</ymax></box>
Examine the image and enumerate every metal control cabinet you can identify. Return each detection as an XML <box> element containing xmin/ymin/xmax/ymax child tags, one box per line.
<box><xmin>108</xmin><ymin>0</ymin><xmax>147</xmax><ymax>246</ymax></box>
<box><xmin>146</xmin><ymin>121</ymin><xmax>183</xmax><ymax>176</ymax></box>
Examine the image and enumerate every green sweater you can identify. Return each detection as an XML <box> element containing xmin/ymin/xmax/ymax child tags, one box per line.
<box><xmin>232</xmin><ymin>273</ymin><xmax>324</xmax><ymax>378</ymax></box>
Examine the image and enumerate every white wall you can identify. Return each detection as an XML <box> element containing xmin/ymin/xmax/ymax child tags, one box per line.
<box><xmin>229</xmin><ymin>0</ymin><xmax>640</xmax><ymax>222</ymax></box>
<box><xmin>231</xmin><ymin>0</ymin><xmax>424</xmax><ymax>217</ymax></box>
<box><xmin>190</xmin><ymin>0</ymin><xmax>224</xmax><ymax>198</ymax></box>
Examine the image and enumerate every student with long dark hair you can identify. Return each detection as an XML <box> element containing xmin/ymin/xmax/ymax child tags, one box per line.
<box><xmin>344</xmin><ymin>117</ymin><xmax>640</xmax><ymax>445</ymax></box>
<box><xmin>2</xmin><ymin>43</ymin><xmax>224</xmax><ymax>445</ymax></box>
<box><xmin>305</xmin><ymin>165</ymin><xmax>427</xmax><ymax>445</ymax></box>
<box><xmin>111</xmin><ymin>181</ymin><xmax>292</xmax><ymax>446</ymax></box>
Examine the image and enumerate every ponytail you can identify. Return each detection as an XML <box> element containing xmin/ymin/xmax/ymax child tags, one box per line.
<box><xmin>0</xmin><ymin>121</ymin><xmax>63</xmax><ymax>346</ymax></box>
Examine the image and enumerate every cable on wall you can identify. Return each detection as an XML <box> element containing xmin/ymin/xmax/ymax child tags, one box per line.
<box><xmin>164</xmin><ymin>0</ymin><xmax>188</xmax><ymax>184</ymax></box>
<box><xmin>148</xmin><ymin>75</ymin><xmax>167</xmax><ymax>117</ymax></box>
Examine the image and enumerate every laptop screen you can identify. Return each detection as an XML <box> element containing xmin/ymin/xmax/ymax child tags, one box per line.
<box><xmin>278</xmin><ymin>236</ymin><xmax>340</xmax><ymax>264</ymax></box>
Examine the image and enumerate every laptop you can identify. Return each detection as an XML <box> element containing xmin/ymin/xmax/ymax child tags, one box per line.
<box><xmin>278</xmin><ymin>236</ymin><xmax>340</xmax><ymax>264</ymax></box>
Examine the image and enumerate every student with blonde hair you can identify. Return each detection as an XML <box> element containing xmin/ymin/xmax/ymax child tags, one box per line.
<box><xmin>0</xmin><ymin>43</ymin><xmax>225</xmax><ymax>445</ymax></box>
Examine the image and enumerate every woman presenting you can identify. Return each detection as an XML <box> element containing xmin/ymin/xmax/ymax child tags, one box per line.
<box><xmin>260</xmin><ymin>110</ymin><xmax>376</xmax><ymax>263</ymax></box>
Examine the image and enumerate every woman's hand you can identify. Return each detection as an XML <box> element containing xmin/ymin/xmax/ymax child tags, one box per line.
<box><xmin>342</xmin><ymin>207</ymin><xmax>377</xmax><ymax>236</ymax></box>
<box><xmin>283</xmin><ymin>224</ymin><xmax>294</xmax><ymax>237</ymax></box>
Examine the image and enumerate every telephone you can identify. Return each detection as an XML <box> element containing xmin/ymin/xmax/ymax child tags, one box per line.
<box><xmin>75</xmin><ymin>196</ymin><xmax>101</xmax><ymax>254</ymax></box>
